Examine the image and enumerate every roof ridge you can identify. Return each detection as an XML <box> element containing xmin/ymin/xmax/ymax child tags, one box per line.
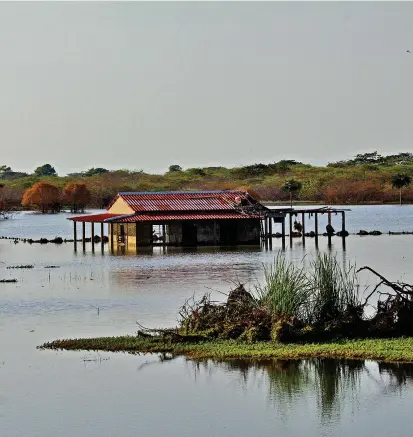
<box><xmin>118</xmin><ymin>190</ymin><xmax>246</xmax><ymax>196</ymax></box>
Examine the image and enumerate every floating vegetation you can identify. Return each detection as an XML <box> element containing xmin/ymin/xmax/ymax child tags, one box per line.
<box><xmin>0</xmin><ymin>235</ymin><xmax>109</xmax><ymax>244</ymax></box>
<box><xmin>7</xmin><ymin>265</ymin><xmax>34</xmax><ymax>269</ymax></box>
<box><xmin>40</xmin><ymin>253</ymin><xmax>413</xmax><ymax>361</ymax></box>
<box><xmin>137</xmin><ymin>254</ymin><xmax>413</xmax><ymax>344</ymax></box>
<box><xmin>0</xmin><ymin>279</ymin><xmax>17</xmax><ymax>283</ymax></box>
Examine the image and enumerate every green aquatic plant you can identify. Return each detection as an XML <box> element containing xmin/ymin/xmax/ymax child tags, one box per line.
<box><xmin>255</xmin><ymin>254</ymin><xmax>313</xmax><ymax>322</ymax></box>
<box><xmin>310</xmin><ymin>253</ymin><xmax>361</xmax><ymax>326</ymax></box>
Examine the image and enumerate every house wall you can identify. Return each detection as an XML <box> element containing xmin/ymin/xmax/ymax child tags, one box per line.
<box><xmin>236</xmin><ymin>219</ymin><xmax>261</xmax><ymax>244</ymax></box>
<box><xmin>196</xmin><ymin>221</ymin><xmax>218</xmax><ymax>244</ymax></box>
<box><xmin>108</xmin><ymin>198</ymin><xmax>134</xmax><ymax>214</ymax></box>
<box><xmin>109</xmin><ymin>219</ymin><xmax>261</xmax><ymax>249</ymax></box>
<box><xmin>166</xmin><ymin>223</ymin><xmax>182</xmax><ymax>245</ymax></box>
<box><xmin>111</xmin><ymin>222</ymin><xmax>152</xmax><ymax>251</ymax></box>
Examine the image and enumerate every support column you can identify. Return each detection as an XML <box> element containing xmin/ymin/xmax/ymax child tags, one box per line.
<box><xmin>341</xmin><ymin>212</ymin><xmax>346</xmax><ymax>234</ymax></box>
<box><xmin>289</xmin><ymin>213</ymin><xmax>293</xmax><ymax>247</ymax></box>
<box><xmin>100</xmin><ymin>222</ymin><xmax>104</xmax><ymax>253</ymax></box>
<box><xmin>110</xmin><ymin>223</ymin><xmax>114</xmax><ymax>253</ymax></box>
<box><xmin>264</xmin><ymin>217</ymin><xmax>268</xmax><ymax>249</ymax></box>
<box><xmin>281</xmin><ymin>218</ymin><xmax>286</xmax><ymax>250</ymax></box>
<box><xmin>91</xmin><ymin>222</ymin><xmax>95</xmax><ymax>253</ymax></box>
<box><xmin>162</xmin><ymin>224</ymin><xmax>166</xmax><ymax>247</ymax></box>
<box><xmin>73</xmin><ymin>221</ymin><xmax>77</xmax><ymax>252</ymax></box>
<box><xmin>314</xmin><ymin>212</ymin><xmax>319</xmax><ymax>248</ymax></box>
<box><xmin>82</xmin><ymin>222</ymin><xmax>86</xmax><ymax>252</ymax></box>
<box><xmin>135</xmin><ymin>223</ymin><xmax>139</xmax><ymax>252</ymax></box>
<box><xmin>268</xmin><ymin>217</ymin><xmax>273</xmax><ymax>250</ymax></box>
<box><xmin>301</xmin><ymin>212</ymin><xmax>306</xmax><ymax>245</ymax></box>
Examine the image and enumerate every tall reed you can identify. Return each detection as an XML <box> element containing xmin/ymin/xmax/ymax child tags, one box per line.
<box><xmin>255</xmin><ymin>254</ymin><xmax>313</xmax><ymax>321</ymax></box>
<box><xmin>256</xmin><ymin>253</ymin><xmax>361</xmax><ymax>325</ymax></box>
<box><xmin>310</xmin><ymin>253</ymin><xmax>360</xmax><ymax>325</ymax></box>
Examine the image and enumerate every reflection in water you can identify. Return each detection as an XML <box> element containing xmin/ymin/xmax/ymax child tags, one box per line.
<box><xmin>184</xmin><ymin>358</ymin><xmax>413</xmax><ymax>422</ymax></box>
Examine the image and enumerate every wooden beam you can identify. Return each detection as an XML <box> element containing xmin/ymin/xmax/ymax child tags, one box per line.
<box><xmin>281</xmin><ymin>218</ymin><xmax>286</xmax><ymax>249</ymax></box>
<box><xmin>289</xmin><ymin>213</ymin><xmax>293</xmax><ymax>246</ymax></box>
<box><xmin>73</xmin><ymin>221</ymin><xmax>77</xmax><ymax>252</ymax></box>
<box><xmin>264</xmin><ymin>218</ymin><xmax>268</xmax><ymax>249</ymax></box>
<box><xmin>82</xmin><ymin>221</ymin><xmax>86</xmax><ymax>251</ymax></box>
<box><xmin>110</xmin><ymin>223</ymin><xmax>114</xmax><ymax>253</ymax></box>
<box><xmin>91</xmin><ymin>222</ymin><xmax>95</xmax><ymax>253</ymax></box>
<box><xmin>301</xmin><ymin>212</ymin><xmax>305</xmax><ymax>245</ymax></box>
<box><xmin>162</xmin><ymin>224</ymin><xmax>166</xmax><ymax>246</ymax></box>
<box><xmin>101</xmin><ymin>222</ymin><xmax>104</xmax><ymax>253</ymax></box>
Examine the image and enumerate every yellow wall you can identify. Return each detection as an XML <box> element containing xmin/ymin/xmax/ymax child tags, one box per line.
<box><xmin>108</xmin><ymin>197</ymin><xmax>134</xmax><ymax>214</ymax></box>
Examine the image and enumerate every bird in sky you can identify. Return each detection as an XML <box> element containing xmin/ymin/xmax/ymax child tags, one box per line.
<box><xmin>407</xmin><ymin>50</ymin><xmax>411</xmax><ymax>53</ymax></box>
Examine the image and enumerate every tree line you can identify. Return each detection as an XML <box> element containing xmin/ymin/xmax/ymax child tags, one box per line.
<box><xmin>1</xmin><ymin>151</ymin><xmax>413</xmax><ymax>212</ymax></box>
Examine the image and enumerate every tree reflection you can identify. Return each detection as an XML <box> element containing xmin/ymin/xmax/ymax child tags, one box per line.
<box><xmin>189</xmin><ymin>357</ymin><xmax>413</xmax><ymax>421</ymax></box>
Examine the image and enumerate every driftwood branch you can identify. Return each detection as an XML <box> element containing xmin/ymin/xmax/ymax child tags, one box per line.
<box><xmin>357</xmin><ymin>266</ymin><xmax>413</xmax><ymax>303</ymax></box>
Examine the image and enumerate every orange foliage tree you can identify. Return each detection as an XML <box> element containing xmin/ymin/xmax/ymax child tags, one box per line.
<box><xmin>63</xmin><ymin>182</ymin><xmax>91</xmax><ymax>213</ymax></box>
<box><xmin>22</xmin><ymin>182</ymin><xmax>61</xmax><ymax>213</ymax></box>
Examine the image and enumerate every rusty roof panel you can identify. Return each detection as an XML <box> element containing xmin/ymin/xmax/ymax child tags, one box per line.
<box><xmin>117</xmin><ymin>190</ymin><xmax>250</xmax><ymax>212</ymax></box>
<box><xmin>68</xmin><ymin>213</ymin><xmax>123</xmax><ymax>223</ymax></box>
<box><xmin>106</xmin><ymin>212</ymin><xmax>263</xmax><ymax>223</ymax></box>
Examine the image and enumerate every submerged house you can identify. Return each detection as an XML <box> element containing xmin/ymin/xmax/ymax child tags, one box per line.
<box><xmin>70</xmin><ymin>190</ymin><xmax>278</xmax><ymax>250</ymax></box>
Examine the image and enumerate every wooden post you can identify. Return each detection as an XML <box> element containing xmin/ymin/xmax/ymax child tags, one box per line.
<box><xmin>301</xmin><ymin>212</ymin><xmax>305</xmax><ymax>245</ymax></box>
<box><xmin>73</xmin><ymin>221</ymin><xmax>77</xmax><ymax>252</ymax></box>
<box><xmin>91</xmin><ymin>222</ymin><xmax>95</xmax><ymax>253</ymax></box>
<box><xmin>110</xmin><ymin>223</ymin><xmax>114</xmax><ymax>253</ymax></box>
<box><xmin>341</xmin><ymin>212</ymin><xmax>346</xmax><ymax>234</ymax></box>
<box><xmin>314</xmin><ymin>212</ymin><xmax>319</xmax><ymax>248</ymax></box>
<box><xmin>162</xmin><ymin>224</ymin><xmax>166</xmax><ymax>247</ymax></box>
<box><xmin>264</xmin><ymin>217</ymin><xmax>268</xmax><ymax>249</ymax></box>
<box><xmin>82</xmin><ymin>221</ymin><xmax>86</xmax><ymax>252</ymax></box>
<box><xmin>289</xmin><ymin>213</ymin><xmax>293</xmax><ymax>246</ymax></box>
<box><xmin>213</xmin><ymin>220</ymin><xmax>218</xmax><ymax>245</ymax></box>
<box><xmin>100</xmin><ymin>222</ymin><xmax>104</xmax><ymax>252</ymax></box>
<box><xmin>268</xmin><ymin>216</ymin><xmax>273</xmax><ymax>249</ymax></box>
<box><xmin>135</xmin><ymin>223</ymin><xmax>138</xmax><ymax>251</ymax></box>
<box><xmin>281</xmin><ymin>217</ymin><xmax>286</xmax><ymax>250</ymax></box>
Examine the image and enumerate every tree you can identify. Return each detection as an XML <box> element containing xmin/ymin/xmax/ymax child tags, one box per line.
<box><xmin>0</xmin><ymin>165</ymin><xmax>12</xmax><ymax>176</ymax></box>
<box><xmin>391</xmin><ymin>174</ymin><xmax>412</xmax><ymax>206</ymax></box>
<box><xmin>63</xmin><ymin>182</ymin><xmax>91</xmax><ymax>213</ymax></box>
<box><xmin>34</xmin><ymin>164</ymin><xmax>57</xmax><ymax>177</ymax></box>
<box><xmin>84</xmin><ymin>167</ymin><xmax>109</xmax><ymax>177</ymax></box>
<box><xmin>22</xmin><ymin>182</ymin><xmax>61</xmax><ymax>213</ymax></box>
<box><xmin>282</xmin><ymin>179</ymin><xmax>302</xmax><ymax>207</ymax></box>
<box><xmin>168</xmin><ymin>165</ymin><xmax>182</xmax><ymax>173</ymax></box>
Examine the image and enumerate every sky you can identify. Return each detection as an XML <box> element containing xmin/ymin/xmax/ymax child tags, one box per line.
<box><xmin>1</xmin><ymin>2</ymin><xmax>413</xmax><ymax>175</ymax></box>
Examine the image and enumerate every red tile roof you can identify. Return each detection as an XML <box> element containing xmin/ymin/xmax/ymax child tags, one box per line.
<box><xmin>112</xmin><ymin>190</ymin><xmax>255</xmax><ymax>212</ymax></box>
<box><xmin>106</xmin><ymin>212</ymin><xmax>264</xmax><ymax>223</ymax></box>
<box><xmin>68</xmin><ymin>213</ymin><xmax>122</xmax><ymax>223</ymax></box>
<box><xmin>69</xmin><ymin>191</ymin><xmax>268</xmax><ymax>223</ymax></box>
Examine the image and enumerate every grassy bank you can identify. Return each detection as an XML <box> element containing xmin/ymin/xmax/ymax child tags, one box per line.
<box><xmin>39</xmin><ymin>337</ymin><xmax>413</xmax><ymax>362</ymax></box>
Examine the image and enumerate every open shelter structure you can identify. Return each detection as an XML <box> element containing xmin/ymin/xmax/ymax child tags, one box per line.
<box><xmin>69</xmin><ymin>190</ymin><xmax>285</xmax><ymax>252</ymax></box>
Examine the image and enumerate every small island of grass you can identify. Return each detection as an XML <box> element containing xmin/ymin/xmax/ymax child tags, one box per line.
<box><xmin>39</xmin><ymin>254</ymin><xmax>413</xmax><ymax>363</ymax></box>
<box><xmin>40</xmin><ymin>337</ymin><xmax>413</xmax><ymax>363</ymax></box>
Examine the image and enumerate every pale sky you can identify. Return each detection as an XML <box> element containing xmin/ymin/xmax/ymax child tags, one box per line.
<box><xmin>1</xmin><ymin>2</ymin><xmax>413</xmax><ymax>175</ymax></box>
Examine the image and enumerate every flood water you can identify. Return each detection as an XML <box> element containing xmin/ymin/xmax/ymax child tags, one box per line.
<box><xmin>1</xmin><ymin>206</ymin><xmax>413</xmax><ymax>436</ymax></box>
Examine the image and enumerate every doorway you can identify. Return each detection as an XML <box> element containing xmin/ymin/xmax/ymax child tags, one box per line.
<box><xmin>182</xmin><ymin>222</ymin><xmax>197</xmax><ymax>246</ymax></box>
<box><xmin>219</xmin><ymin>220</ymin><xmax>237</xmax><ymax>245</ymax></box>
